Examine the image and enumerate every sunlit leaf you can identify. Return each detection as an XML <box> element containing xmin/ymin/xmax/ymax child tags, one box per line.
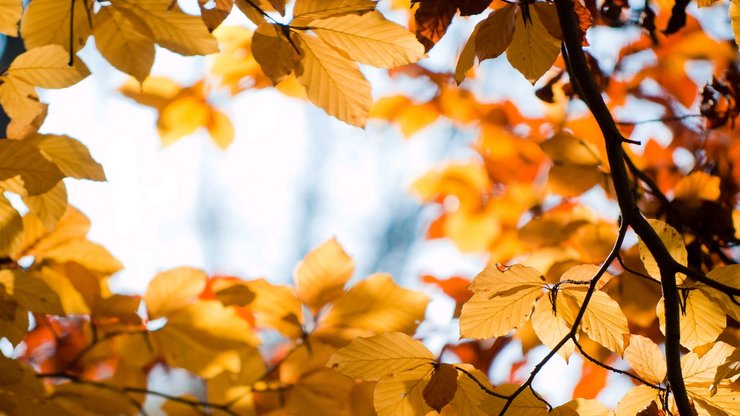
<box><xmin>294</xmin><ymin>237</ymin><xmax>354</xmax><ymax>313</ymax></box>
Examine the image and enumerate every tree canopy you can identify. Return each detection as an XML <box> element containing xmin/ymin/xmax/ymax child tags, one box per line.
<box><xmin>0</xmin><ymin>0</ymin><xmax>738</xmax><ymax>415</ymax></box>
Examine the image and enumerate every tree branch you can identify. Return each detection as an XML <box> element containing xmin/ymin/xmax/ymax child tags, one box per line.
<box><xmin>554</xmin><ymin>1</ymin><xmax>694</xmax><ymax>413</ymax></box>
<box><xmin>573</xmin><ymin>338</ymin><xmax>665</xmax><ymax>390</ymax></box>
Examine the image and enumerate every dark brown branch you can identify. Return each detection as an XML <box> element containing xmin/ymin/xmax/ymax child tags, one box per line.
<box><xmin>573</xmin><ymin>338</ymin><xmax>664</xmax><ymax>390</ymax></box>
<box><xmin>498</xmin><ymin>223</ymin><xmax>627</xmax><ymax>415</ymax></box>
<box><xmin>554</xmin><ymin>0</ymin><xmax>694</xmax><ymax>413</ymax></box>
<box><xmin>38</xmin><ymin>372</ymin><xmax>240</xmax><ymax>416</ymax></box>
<box><xmin>617</xmin><ymin>254</ymin><xmax>660</xmax><ymax>284</ymax></box>
<box><xmin>454</xmin><ymin>365</ymin><xmax>508</xmax><ymax>399</ymax></box>
<box><xmin>615</xmin><ymin>114</ymin><xmax>702</xmax><ymax>126</ymax></box>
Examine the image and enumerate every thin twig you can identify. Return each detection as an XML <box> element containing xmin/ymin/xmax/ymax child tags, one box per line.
<box><xmin>615</xmin><ymin>114</ymin><xmax>703</xmax><ymax>126</ymax></box>
<box><xmin>573</xmin><ymin>338</ymin><xmax>665</xmax><ymax>390</ymax></box>
<box><xmin>454</xmin><ymin>366</ymin><xmax>507</xmax><ymax>399</ymax></box>
<box><xmin>617</xmin><ymin>254</ymin><xmax>660</xmax><ymax>284</ymax></box>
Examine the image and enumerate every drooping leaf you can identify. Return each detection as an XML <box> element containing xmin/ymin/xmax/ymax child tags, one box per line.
<box><xmin>311</xmin><ymin>11</ymin><xmax>425</xmax><ymax>68</ymax></box>
<box><xmin>505</xmin><ymin>4</ymin><xmax>561</xmax><ymax>83</ymax></box>
<box><xmin>327</xmin><ymin>332</ymin><xmax>435</xmax><ymax>381</ymax></box>
<box><xmin>116</xmin><ymin>0</ymin><xmax>219</xmax><ymax>56</ymax></box>
<box><xmin>246</xmin><ymin>278</ymin><xmax>304</xmax><ymax>338</ymax></box>
<box><xmin>531</xmin><ymin>296</ymin><xmax>575</xmax><ymax>362</ymax></box>
<box><xmin>413</xmin><ymin>0</ymin><xmax>457</xmax><ymax>51</ymax></box>
<box><xmin>251</xmin><ymin>23</ymin><xmax>296</xmax><ymax>84</ymax></box>
<box><xmin>474</xmin><ymin>4</ymin><xmax>515</xmax><ymax>61</ymax></box>
<box><xmin>422</xmin><ymin>363</ymin><xmax>458</xmax><ymax>412</ymax></box>
<box><xmin>656</xmin><ymin>289</ymin><xmax>726</xmax><ymax>351</ymax></box>
<box><xmin>557</xmin><ymin>288</ymin><xmax>629</xmax><ymax>354</ymax></box>
<box><xmin>480</xmin><ymin>384</ymin><xmax>549</xmax><ymax>416</ymax></box>
<box><xmin>294</xmin><ymin>32</ymin><xmax>372</xmax><ymax>127</ymax></box>
<box><xmin>23</xmin><ymin>180</ymin><xmax>68</xmax><ymax>230</ymax></box>
<box><xmin>0</xmin><ymin>194</ymin><xmax>23</xmax><ymax>256</ymax></box>
<box><xmin>615</xmin><ymin>385</ymin><xmax>661</xmax><ymax>416</ymax></box>
<box><xmin>20</xmin><ymin>0</ymin><xmax>91</xmax><ymax>51</ymax></box>
<box><xmin>198</xmin><ymin>0</ymin><xmax>233</xmax><ymax>31</ymax></box>
<box><xmin>93</xmin><ymin>6</ymin><xmax>156</xmax><ymax>83</ymax></box>
<box><xmin>698</xmin><ymin>264</ymin><xmax>740</xmax><ymax>322</ymax></box>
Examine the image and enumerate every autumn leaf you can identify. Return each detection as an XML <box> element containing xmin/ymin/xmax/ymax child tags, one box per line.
<box><xmin>311</xmin><ymin>11</ymin><xmax>425</xmax><ymax>68</ymax></box>
<box><xmin>0</xmin><ymin>139</ymin><xmax>64</xmax><ymax>196</ymax></box>
<box><xmin>623</xmin><ymin>335</ymin><xmax>666</xmax><ymax>385</ymax></box>
<box><xmin>373</xmin><ymin>365</ymin><xmax>434</xmax><ymax>415</ymax></box>
<box><xmin>656</xmin><ymin>288</ymin><xmax>725</xmax><ymax>351</ymax></box>
<box><xmin>20</xmin><ymin>0</ymin><xmax>92</xmax><ymax>51</ymax></box>
<box><xmin>422</xmin><ymin>363</ymin><xmax>458</xmax><ymax>412</ymax></box>
<box><xmin>145</xmin><ymin>267</ymin><xmax>207</xmax><ymax>319</ymax></box>
<box><xmin>115</xmin><ymin>0</ymin><xmax>219</xmax><ymax>56</ymax></box>
<box><xmin>474</xmin><ymin>4</ymin><xmax>516</xmax><ymax>62</ymax></box>
<box><xmin>480</xmin><ymin>383</ymin><xmax>549</xmax><ymax>415</ymax></box>
<box><xmin>294</xmin><ymin>237</ymin><xmax>354</xmax><ymax>313</ymax></box>
<box><xmin>246</xmin><ymin>278</ymin><xmax>304</xmax><ymax>338</ymax></box>
<box><xmin>23</xmin><ymin>181</ymin><xmax>68</xmax><ymax>230</ymax></box>
<box><xmin>28</xmin><ymin>135</ymin><xmax>105</xmax><ymax>181</ymax></box>
<box><xmin>460</xmin><ymin>264</ymin><xmax>544</xmax><ymax>339</ymax></box>
<box><xmin>251</xmin><ymin>23</ymin><xmax>297</xmax><ymax>84</ymax></box>
<box><xmin>327</xmin><ymin>332</ymin><xmax>435</xmax><ymax>381</ymax></box>
<box><xmin>294</xmin><ymin>32</ymin><xmax>372</xmax><ymax>127</ymax></box>
<box><xmin>93</xmin><ymin>6</ymin><xmax>156</xmax><ymax>83</ymax></box>
<box><xmin>506</xmin><ymin>4</ymin><xmax>561</xmax><ymax>83</ymax></box>
<box><xmin>0</xmin><ymin>269</ymin><xmax>64</xmax><ymax>315</ymax></box>
<box><xmin>0</xmin><ymin>0</ymin><xmax>21</xmax><ymax>36</ymax></box>
<box><xmin>638</xmin><ymin>219</ymin><xmax>688</xmax><ymax>284</ymax></box>
<box><xmin>292</xmin><ymin>0</ymin><xmax>377</xmax><ymax>25</ymax></box>
<box><xmin>6</xmin><ymin>45</ymin><xmax>90</xmax><ymax>88</ymax></box>
<box><xmin>0</xmin><ymin>194</ymin><xmax>23</xmax><ymax>256</ymax></box>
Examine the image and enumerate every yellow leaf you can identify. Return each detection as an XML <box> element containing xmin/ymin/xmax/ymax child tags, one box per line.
<box><xmin>327</xmin><ymin>332</ymin><xmax>435</xmax><ymax>381</ymax></box>
<box><xmin>474</xmin><ymin>4</ymin><xmax>516</xmax><ymax>61</ymax></box>
<box><xmin>294</xmin><ymin>237</ymin><xmax>354</xmax><ymax>313</ymax></box>
<box><xmin>615</xmin><ymin>385</ymin><xmax>661</xmax><ymax>416</ymax></box>
<box><xmin>480</xmin><ymin>384</ymin><xmax>549</xmax><ymax>416</ymax></box>
<box><xmin>119</xmin><ymin>76</ymin><xmax>181</xmax><ymax>110</ymax></box>
<box><xmin>422</xmin><ymin>363</ymin><xmax>458</xmax><ymax>412</ymax></box>
<box><xmin>558</xmin><ymin>288</ymin><xmax>629</xmax><ymax>354</ymax></box>
<box><xmin>0</xmin><ymin>139</ymin><xmax>63</xmax><ymax>196</ymax></box>
<box><xmin>674</xmin><ymin>172</ymin><xmax>721</xmax><ymax>202</ymax></box>
<box><xmin>0</xmin><ymin>0</ymin><xmax>21</xmax><ymax>36</ymax></box>
<box><xmin>373</xmin><ymin>365</ymin><xmax>434</xmax><ymax>416</ymax></box>
<box><xmin>561</xmin><ymin>398</ymin><xmax>614</xmax><ymax>416</ymax></box>
<box><xmin>206</xmin><ymin>348</ymin><xmax>264</xmax><ymax>414</ymax></box>
<box><xmin>207</xmin><ymin>110</ymin><xmax>234</xmax><ymax>149</ymax></box>
<box><xmin>656</xmin><ymin>289</ymin><xmax>726</xmax><ymax>351</ymax></box>
<box><xmin>7</xmin><ymin>45</ymin><xmax>90</xmax><ymax>88</ymax></box>
<box><xmin>0</xmin><ymin>269</ymin><xmax>64</xmax><ymax>314</ymax></box>
<box><xmin>29</xmin><ymin>134</ymin><xmax>105</xmax><ymax>181</ymax></box>
<box><xmin>559</xmin><ymin>265</ymin><xmax>613</xmax><ymax>289</ymax></box>
<box><xmin>93</xmin><ymin>6</ymin><xmax>155</xmax><ymax>83</ymax></box>
<box><xmin>0</xmin><ymin>295</ymin><xmax>28</xmax><ymax>345</ymax></box>
<box><xmin>116</xmin><ymin>0</ymin><xmax>218</xmax><ymax>55</ymax></box>
<box><xmin>287</xmin><ymin>369</ymin><xmax>355</xmax><ymax>416</ymax></box>
<box><xmin>211</xmin><ymin>279</ymin><xmax>255</xmax><ymax>307</ymax></box>
<box><xmin>0</xmin><ymin>194</ymin><xmax>23</xmax><ymax>256</ymax></box>
<box><xmin>531</xmin><ymin>296</ymin><xmax>575</xmax><ymax>362</ymax></box>
<box><xmin>460</xmin><ymin>265</ymin><xmax>543</xmax><ymax>339</ymax></box>
<box><xmin>292</xmin><ymin>0</ymin><xmax>376</xmax><ymax>25</ymax></box>
<box><xmin>681</xmin><ymin>341</ymin><xmax>735</xmax><ymax>385</ymax></box>
<box><xmin>37</xmin><ymin>239</ymin><xmax>123</xmax><ymax>275</ymax></box>
<box><xmin>157</xmin><ymin>95</ymin><xmax>211</xmax><ymax>146</ymax></box>
<box><xmin>468</xmin><ymin>264</ymin><xmax>545</xmax><ymax>294</ymax></box>
<box><xmin>730</xmin><ymin>0</ymin><xmax>740</xmax><ymax>49</ymax></box>
<box><xmin>506</xmin><ymin>5</ymin><xmax>561</xmax><ymax>83</ymax></box>
<box><xmin>638</xmin><ymin>219</ymin><xmax>687</xmax><ymax>284</ymax></box>
<box><xmin>624</xmin><ymin>335</ymin><xmax>666</xmax><ymax>385</ymax></box>
<box><xmin>251</xmin><ymin>23</ymin><xmax>296</xmax><ymax>84</ymax></box>
<box><xmin>6</xmin><ymin>101</ymin><xmax>47</xmax><ymax>139</ymax></box>
<box><xmin>281</xmin><ymin>340</ymin><xmax>338</xmax><ymax>383</ymax></box>
<box><xmin>540</xmin><ymin>132</ymin><xmax>601</xmax><ymax>167</ymax></box>
<box><xmin>455</xmin><ymin>24</ymin><xmax>480</xmax><ymax>85</ymax></box>
<box><xmin>20</xmin><ymin>0</ymin><xmax>91</xmax><ymax>51</ymax></box>
<box><xmin>234</xmin><ymin>0</ymin><xmax>266</xmax><ymax>26</ymax></box>
<box><xmin>145</xmin><ymin>267</ymin><xmax>207</xmax><ymax>319</ymax></box>
<box><xmin>317</xmin><ymin>273</ymin><xmax>429</xmax><ymax>343</ymax></box>
<box><xmin>698</xmin><ymin>265</ymin><xmax>740</xmax><ymax>322</ymax></box>
<box><xmin>15</xmin><ymin>206</ymin><xmax>90</xmax><ymax>258</ymax></box>
<box><xmin>0</xmin><ymin>77</ymin><xmax>45</xmax><ymax>123</ymax></box>
<box><xmin>294</xmin><ymin>32</ymin><xmax>372</xmax><ymax>128</ymax></box>
<box><xmin>23</xmin><ymin>181</ymin><xmax>68</xmax><ymax>230</ymax></box>
<box><xmin>450</xmin><ymin>365</ymin><xmax>492</xmax><ymax>416</ymax></box>
<box><xmin>35</xmin><ymin>265</ymin><xmax>93</xmax><ymax>314</ymax></box>
<box><xmin>152</xmin><ymin>300</ymin><xmax>259</xmax><ymax>377</ymax></box>
<box><xmin>246</xmin><ymin>278</ymin><xmax>304</xmax><ymax>338</ymax></box>
<box><xmin>547</xmin><ymin>165</ymin><xmax>605</xmax><ymax>197</ymax></box>
<box><xmin>311</xmin><ymin>11</ymin><xmax>424</xmax><ymax>68</ymax></box>
<box><xmin>690</xmin><ymin>382</ymin><xmax>738</xmax><ymax>416</ymax></box>
<box><xmin>198</xmin><ymin>0</ymin><xmax>233</xmax><ymax>31</ymax></box>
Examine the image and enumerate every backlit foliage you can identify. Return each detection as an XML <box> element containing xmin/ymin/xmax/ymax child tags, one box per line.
<box><xmin>0</xmin><ymin>0</ymin><xmax>738</xmax><ymax>415</ymax></box>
